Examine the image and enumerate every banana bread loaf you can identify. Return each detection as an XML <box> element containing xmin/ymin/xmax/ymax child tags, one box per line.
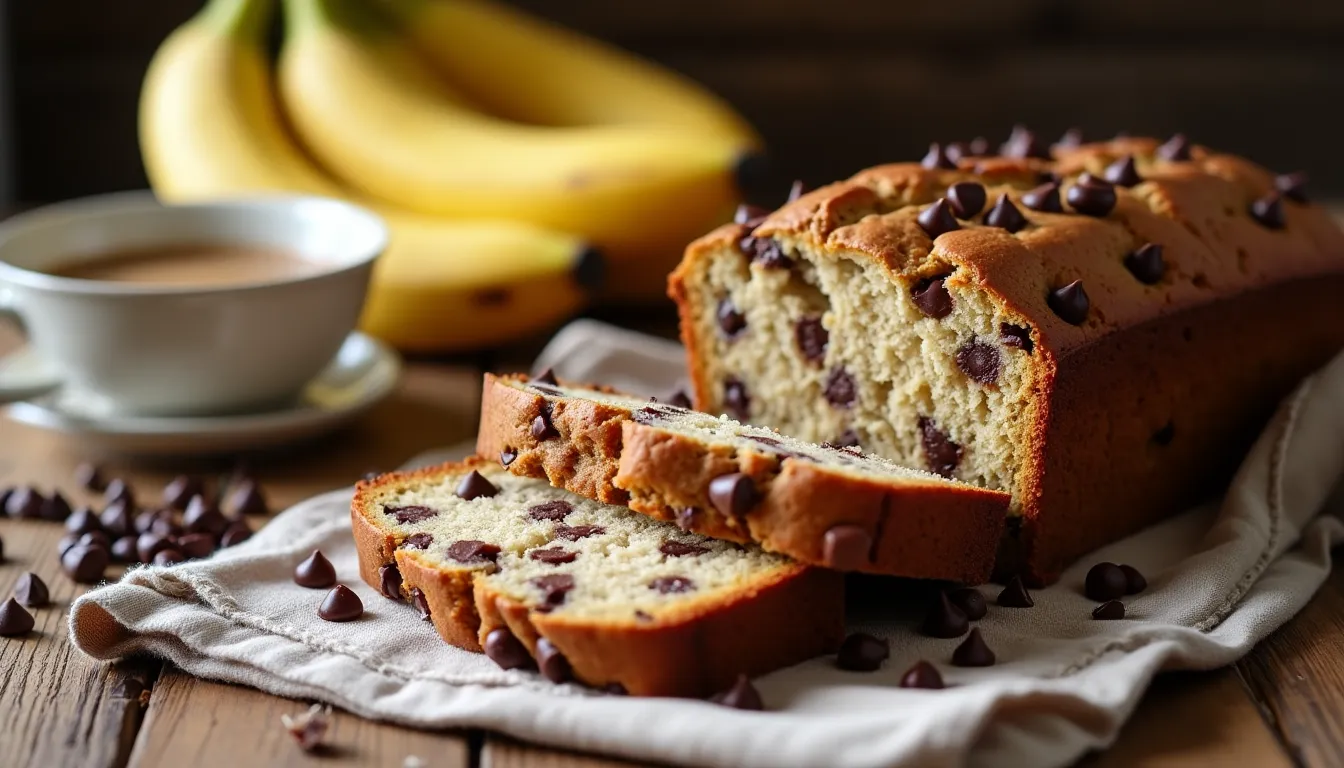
<box><xmin>477</xmin><ymin>372</ymin><xmax>1011</xmax><ymax>583</ymax></box>
<box><xmin>669</xmin><ymin>133</ymin><xmax>1344</xmax><ymax>585</ymax></box>
<box><xmin>351</xmin><ymin>458</ymin><xmax>844</xmax><ymax>697</ymax></box>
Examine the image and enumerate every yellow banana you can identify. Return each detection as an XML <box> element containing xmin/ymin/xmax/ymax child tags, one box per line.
<box><xmin>376</xmin><ymin>0</ymin><xmax>760</xmax><ymax>147</ymax></box>
<box><xmin>278</xmin><ymin>0</ymin><xmax>747</xmax><ymax>300</ymax></box>
<box><xmin>140</xmin><ymin>0</ymin><xmax>599</xmax><ymax>352</ymax></box>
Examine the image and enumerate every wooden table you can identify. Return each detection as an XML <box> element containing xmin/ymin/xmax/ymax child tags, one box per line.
<box><xmin>0</xmin><ymin>328</ymin><xmax>1341</xmax><ymax>768</ymax></box>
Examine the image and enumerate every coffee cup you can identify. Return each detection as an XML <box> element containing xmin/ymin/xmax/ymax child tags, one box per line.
<box><xmin>0</xmin><ymin>192</ymin><xmax>387</xmax><ymax>416</ymax></box>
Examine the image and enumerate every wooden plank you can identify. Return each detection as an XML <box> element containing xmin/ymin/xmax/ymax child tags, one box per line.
<box><xmin>1236</xmin><ymin>560</ymin><xmax>1344</xmax><ymax>768</ymax></box>
<box><xmin>127</xmin><ymin>667</ymin><xmax>471</xmax><ymax>768</ymax></box>
<box><xmin>483</xmin><ymin>736</ymin><xmax>652</xmax><ymax>768</ymax></box>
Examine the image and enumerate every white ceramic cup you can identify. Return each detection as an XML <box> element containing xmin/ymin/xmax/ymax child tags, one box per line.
<box><xmin>0</xmin><ymin>192</ymin><xmax>387</xmax><ymax>416</ymax></box>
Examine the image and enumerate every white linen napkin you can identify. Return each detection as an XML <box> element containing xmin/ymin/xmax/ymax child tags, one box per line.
<box><xmin>70</xmin><ymin>320</ymin><xmax>1344</xmax><ymax>768</ymax></box>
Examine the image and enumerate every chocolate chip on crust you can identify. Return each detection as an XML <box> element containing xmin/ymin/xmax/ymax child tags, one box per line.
<box><xmin>1055</xmin><ymin>127</ymin><xmax>1084</xmax><ymax>148</ymax></box>
<box><xmin>708</xmin><ymin>473</ymin><xmax>759</xmax><ymax>518</ymax></box>
<box><xmin>787</xmin><ymin>179</ymin><xmax>810</xmax><ymax>202</ymax></box>
<box><xmin>1103</xmin><ymin>155</ymin><xmax>1142</xmax><ymax>187</ymax></box>
<box><xmin>918</xmin><ymin>417</ymin><xmax>963</xmax><ymax>477</ymax></box>
<box><xmin>1124</xmin><ymin>243</ymin><xmax>1166</xmax><ymax>285</ymax></box>
<box><xmin>984</xmin><ymin>194</ymin><xmax>1028</xmax><ymax>233</ymax></box>
<box><xmin>1157</xmin><ymin>134</ymin><xmax>1192</xmax><ymax>162</ymax></box>
<box><xmin>947</xmin><ymin>182</ymin><xmax>987</xmax><ymax>219</ymax></box>
<box><xmin>1001</xmin><ymin>125</ymin><xmax>1049</xmax><ymax>159</ymax></box>
<box><xmin>1066</xmin><ymin>178</ymin><xmax>1117</xmax><ymax>217</ymax></box>
<box><xmin>911</xmin><ymin>277</ymin><xmax>954</xmax><ymax>320</ymax></box>
<box><xmin>921</xmin><ymin>142</ymin><xmax>958</xmax><ymax>170</ymax></box>
<box><xmin>916</xmin><ymin>198</ymin><xmax>961</xmax><ymax>240</ymax></box>
<box><xmin>1250</xmin><ymin>192</ymin><xmax>1286</xmax><ymax>229</ymax></box>
<box><xmin>1275</xmin><ymin>172</ymin><xmax>1309</xmax><ymax>203</ymax></box>
<box><xmin>1047</xmin><ymin>280</ymin><xmax>1090</xmax><ymax>325</ymax></box>
<box><xmin>532</xmin><ymin>368</ymin><xmax>559</xmax><ymax>386</ymax></box>
<box><xmin>955</xmin><ymin>340</ymin><xmax>1002</xmax><ymax>385</ymax></box>
<box><xmin>733</xmin><ymin>203</ymin><xmax>770</xmax><ymax>225</ymax></box>
<box><xmin>822</xmin><ymin>525</ymin><xmax>870</xmax><ymax>570</ymax></box>
<box><xmin>1022</xmin><ymin>182</ymin><xmax>1063</xmax><ymax>213</ymax></box>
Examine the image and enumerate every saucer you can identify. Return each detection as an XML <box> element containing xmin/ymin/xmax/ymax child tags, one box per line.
<box><xmin>1</xmin><ymin>332</ymin><xmax>401</xmax><ymax>457</ymax></box>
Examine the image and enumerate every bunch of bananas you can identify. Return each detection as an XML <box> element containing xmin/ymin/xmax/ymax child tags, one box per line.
<box><xmin>140</xmin><ymin>0</ymin><xmax>760</xmax><ymax>351</ymax></box>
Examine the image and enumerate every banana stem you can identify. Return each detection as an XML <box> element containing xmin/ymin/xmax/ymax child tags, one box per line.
<box><xmin>283</xmin><ymin>0</ymin><xmax>394</xmax><ymax>36</ymax></box>
<box><xmin>198</xmin><ymin>0</ymin><xmax>275</xmax><ymax>39</ymax></box>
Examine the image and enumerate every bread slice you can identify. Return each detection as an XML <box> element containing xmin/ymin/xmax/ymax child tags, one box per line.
<box><xmin>352</xmin><ymin>458</ymin><xmax>844</xmax><ymax>697</ymax></box>
<box><xmin>476</xmin><ymin>373</ymin><xmax>1010</xmax><ymax>583</ymax></box>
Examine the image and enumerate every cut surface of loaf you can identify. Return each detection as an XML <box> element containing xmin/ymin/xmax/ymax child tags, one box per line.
<box><xmin>476</xmin><ymin>373</ymin><xmax>1010</xmax><ymax>583</ymax></box>
<box><xmin>351</xmin><ymin>458</ymin><xmax>844</xmax><ymax>697</ymax></box>
<box><xmin>670</xmin><ymin>134</ymin><xmax>1344</xmax><ymax>584</ymax></box>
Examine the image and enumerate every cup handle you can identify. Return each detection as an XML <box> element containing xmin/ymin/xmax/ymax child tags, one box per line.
<box><xmin>0</xmin><ymin>286</ymin><xmax>64</xmax><ymax>404</ymax></box>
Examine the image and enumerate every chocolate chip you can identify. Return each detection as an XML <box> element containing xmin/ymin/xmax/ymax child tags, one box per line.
<box><xmin>455</xmin><ymin>470</ymin><xmax>499</xmax><ymax>501</ymax></box>
<box><xmin>536</xmin><ymin>637</ymin><xmax>572</xmax><ymax>683</ymax></box>
<box><xmin>710</xmin><ymin>674</ymin><xmax>764</xmax><ymax>710</ymax></box>
<box><xmin>162</xmin><ymin>475</ymin><xmax>204</xmax><ymax>510</ymax></box>
<box><xmin>733</xmin><ymin>203</ymin><xmax>770</xmax><ymax>225</ymax></box>
<box><xmin>824</xmin><ymin>367</ymin><xmax>857</xmax><ymax>408</ymax></box>
<box><xmin>1157</xmin><ymin>133</ymin><xmax>1192</xmax><ymax>162</ymax></box>
<box><xmin>531</xmin><ymin>404</ymin><xmax>559</xmax><ymax>441</ymax></box>
<box><xmin>99</xmin><ymin>501</ymin><xmax>133</xmax><ymax>538</ymax></box>
<box><xmin>40</xmin><ymin>491</ymin><xmax>72</xmax><ymax>522</ymax></box>
<box><xmin>911</xmin><ymin>277</ymin><xmax>954</xmax><ymax>319</ymax></box>
<box><xmin>1119</xmin><ymin>564</ymin><xmax>1147</xmax><ymax>594</ymax></box>
<box><xmin>5</xmin><ymin>487</ymin><xmax>42</xmax><ymax>519</ymax></box>
<box><xmin>947</xmin><ymin>182</ymin><xmax>987</xmax><ymax>219</ymax></box>
<box><xmin>294</xmin><ymin>550</ymin><xmax>337</xmax><ymax>588</ymax></box>
<box><xmin>136</xmin><ymin>532</ymin><xmax>172</xmax><ymax>563</ymax></box>
<box><xmin>999</xmin><ymin>323</ymin><xmax>1033</xmax><ymax>353</ymax></box>
<box><xmin>921</xmin><ymin>143</ymin><xmax>957</xmax><ymax>170</ymax></box>
<box><xmin>1047</xmin><ymin>280</ymin><xmax>1090</xmax><ymax>325</ymax></box>
<box><xmin>1103</xmin><ymin>155</ymin><xmax>1142</xmax><ymax>187</ymax></box>
<box><xmin>75</xmin><ymin>462</ymin><xmax>106</xmax><ymax>492</ymax></box>
<box><xmin>528</xmin><ymin>500</ymin><xmax>572</xmax><ymax>522</ymax></box>
<box><xmin>1022</xmin><ymin>182</ymin><xmax>1063</xmax><ymax>213</ymax></box>
<box><xmin>650</xmin><ymin>576</ymin><xmax>695</xmax><ymax>594</ymax></box>
<box><xmin>997</xmin><ymin>576</ymin><xmax>1034</xmax><ymax>607</ymax></box>
<box><xmin>717</xmin><ymin>298</ymin><xmax>747</xmax><ymax>339</ymax></box>
<box><xmin>178</xmin><ymin>532</ymin><xmax>215</xmax><ymax>560</ymax></box>
<box><xmin>110</xmin><ymin>535</ymin><xmax>138</xmax><ymax>563</ymax></box>
<box><xmin>485</xmin><ymin>627</ymin><xmax>534</xmax><ymax>671</ymax></box>
<box><xmin>0</xmin><ymin>598</ymin><xmax>35</xmax><ymax>637</ymax></box>
<box><xmin>529</xmin><ymin>547</ymin><xmax>577</xmax><ymax>565</ymax></box>
<box><xmin>13</xmin><ymin>572</ymin><xmax>49</xmax><ymax>608</ymax></box>
<box><xmin>660</xmin><ymin>540</ymin><xmax>710</xmax><ymax>557</ymax></box>
<box><xmin>532</xmin><ymin>574</ymin><xmax>576</xmax><ymax>607</ymax></box>
<box><xmin>1093</xmin><ymin>600</ymin><xmax>1126</xmax><ymax>620</ymax></box>
<box><xmin>740</xmin><ymin>235</ymin><xmax>792</xmax><ymax>269</ymax></box>
<box><xmin>1066</xmin><ymin>178</ymin><xmax>1117</xmax><ymax>217</ymax></box>
<box><xmin>62</xmin><ymin>544</ymin><xmax>109</xmax><ymax>584</ymax></box>
<box><xmin>1001</xmin><ymin>125</ymin><xmax>1049</xmax><ymax>159</ymax></box>
<box><xmin>78</xmin><ymin>531</ymin><xmax>111</xmax><ymax>551</ymax></box>
<box><xmin>603</xmin><ymin>682</ymin><xmax>629</xmax><ymax>695</ymax></box>
<box><xmin>531</xmin><ymin>382</ymin><xmax>562</xmax><ymax>396</ymax></box>
<box><xmin>1084</xmin><ymin>562</ymin><xmax>1128</xmax><ymax>601</ymax></box>
<box><xmin>723</xmin><ymin>376</ymin><xmax>750</xmax><ymax>421</ymax></box>
<box><xmin>835</xmin><ymin>632</ymin><xmax>889</xmax><ymax>672</ymax></box>
<box><xmin>1250</xmin><ymin>192</ymin><xmax>1285</xmax><ymax>229</ymax></box>
<box><xmin>787</xmin><ymin>179</ymin><xmax>810</xmax><ymax>202</ymax></box>
<box><xmin>900</xmin><ymin>661</ymin><xmax>945</xmax><ymax>689</ymax></box>
<box><xmin>500</xmin><ymin>449</ymin><xmax>517</xmax><ymax>466</ymax></box>
<box><xmin>667</xmin><ymin>390</ymin><xmax>693</xmax><ymax>409</ymax></box>
<box><xmin>708</xmin><ymin>473</ymin><xmax>758</xmax><ymax>518</ymax></box>
<box><xmin>984</xmin><ymin>194</ymin><xmax>1027</xmax><ymax>233</ymax></box>
<box><xmin>63</xmin><ymin>507</ymin><xmax>100</xmax><ymax>536</ymax></box>
<box><xmin>318</xmin><ymin>584</ymin><xmax>363</xmax><ymax>622</ymax></box>
<box><xmin>822</xmin><ymin>525</ymin><xmax>870</xmax><ymax>570</ymax></box>
<box><xmin>446</xmin><ymin>540</ymin><xmax>501</xmax><ymax>566</ymax></box>
<box><xmin>917</xmin><ymin>417</ymin><xmax>962</xmax><ymax>477</ymax></box>
<box><xmin>745</xmin><ymin>434</ymin><xmax>781</xmax><ymax>448</ymax></box>
<box><xmin>227</xmin><ymin>480</ymin><xmax>269</xmax><ymax>517</ymax></box>
<box><xmin>152</xmin><ymin>549</ymin><xmax>184</xmax><ymax>567</ymax></box>
<box><xmin>1124</xmin><ymin>243</ymin><xmax>1165</xmax><ymax>285</ymax></box>
<box><xmin>133</xmin><ymin>509</ymin><xmax>165</xmax><ymax>535</ymax></box>
<box><xmin>149</xmin><ymin>516</ymin><xmax>181</xmax><ymax>538</ymax></box>
<box><xmin>634</xmin><ymin>610</ymin><xmax>653</xmax><ymax>622</ymax></box>
<box><xmin>948</xmin><ymin>588</ymin><xmax>988</xmax><ymax>621</ymax></box>
<box><xmin>951</xmin><ymin>628</ymin><xmax>996</xmax><ymax>667</ymax></box>
<box><xmin>917</xmin><ymin>198</ymin><xmax>960</xmax><ymax>239</ymax></box>
<box><xmin>1055</xmin><ymin>127</ymin><xmax>1084</xmax><ymax>148</ymax></box>
<box><xmin>378</xmin><ymin>564</ymin><xmax>403</xmax><ymax>601</ymax></box>
<box><xmin>828</xmin><ymin>429</ymin><xmax>861</xmax><ymax>449</ymax></box>
<box><xmin>1275</xmin><ymin>172</ymin><xmax>1309</xmax><ymax>203</ymax></box>
<box><xmin>411</xmin><ymin>587</ymin><xmax>431</xmax><ymax>620</ymax></box>
<box><xmin>794</xmin><ymin>316</ymin><xmax>828</xmax><ymax>363</ymax></box>
<box><xmin>921</xmin><ymin>592</ymin><xmax>969</xmax><ymax>638</ymax></box>
<box><xmin>183</xmin><ymin>495</ymin><xmax>227</xmax><ymax>537</ymax></box>
<box><xmin>533</xmin><ymin>368</ymin><xmax>558</xmax><ymax>387</ymax></box>
<box><xmin>219</xmin><ymin>521</ymin><xmax>252</xmax><ymax>548</ymax></box>
<box><xmin>104</xmin><ymin>479</ymin><xmax>133</xmax><ymax>507</ymax></box>
<box><xmin>401</xmin><ymin>532</ymin><xmax>433</xmax><ymax>550</ymax></box>
<box><xmin>553</xmin><ymin>524</ymin><xmax>604</xmax><ymax>541</ymax></box>
<box><xmin>955</xmin><ymin>340</ymin><xmax>1002</xmax><ymax>385</ymax></box>
<box><xmin>968</xmin><ymin>136</ymin><xmax>991</xmax><ymax>156</ymax></box>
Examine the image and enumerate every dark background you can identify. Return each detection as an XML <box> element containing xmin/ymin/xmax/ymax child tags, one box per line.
<box><xmin>3</xmin><ymin>0</ymin><xmax>1343</xmax><ymax>204</ymax></box>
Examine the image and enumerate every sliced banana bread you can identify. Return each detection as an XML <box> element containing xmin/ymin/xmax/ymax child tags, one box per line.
<box><xmin>476</xmin><ymin>373</ymin><xmax>1010</xmax><ymax>583</ymax></box>
<box><xmin>352</xmin><ymin>458</ymin><xmax>843</xmax><ymax>697</ymax></box>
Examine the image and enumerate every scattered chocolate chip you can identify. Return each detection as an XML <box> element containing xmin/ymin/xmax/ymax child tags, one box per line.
<box><xmin>1047</xmin><ymin>280</ymin><xmax>1090</xmax><ymax>325</ymax></box>
<box><xmin>104</xmin><ymin>479</ymin><xmax>134</xmax><ymax>507</ymax></box>
<box><xmin>386</xmin><ymin>505</ymin><xmax>438</xmax><ymax>525</ymax></box>
<box><xmin>1157</xmin><ymin>133</ymin><xmax>1191</xmax><ymax>162</ymax></box>
<box><xmin>667</xmin><ymin>390</ymin><xmax>693</xmax><ymax>409</ymax></box>
<box><xmin>531</xmin><ymin>405</ymin><xmax>559</xmax><ymax>441</ymax></box>
<box><xmin>136</xmin><ymin>532</ymin><xmax>173</xmax><ymax>564</ymax></box>
<box><xmin>1103</xmin><ymin>155</ymin><xmax>1142</xmax><ymax>187</ymax></box>
<box><xmin>553</xmin><ymin>524</ymin><xmax>604</xmax><ymax>541</ymax></box>
<box><xmin>822</xmin><ymin>525</ymin><xmax>870</xmax><ymax>570</ymax></box>
<box><xmin>219</xmin><ymin>520</ymin><xmax>252</xmax><ymax>548</ymax></box>
<box><xmin>1249</xmin><ymin>192</ymin><xmax>1285</xmax><ymax>229</ymax></box>
<box><xmin>1119</xmin><ymin>564</ymin><xmax>1147</xmax><ymax>594</ymax></box>
<box><xmin>1084</xmin><ymin>562</ymin><xmax>1129</xmax><ymax>601</ymax></box>
<box><xmin>446</xmin><ymin>540</ymin><xmax>501</xmax><ymax>566</ymax></box>
<box><xmin>528</xmin><ymin>500</ymin><xmax>572</xmax><ymax>522</ymax></box>
<box><xmin>184</xmin><ymin>496</ymin><xmax>227</xmax><ymax>537</ymax></box>
<box><xmin>921</xmin><ymin>592</ymin><xmax>970</xmax><ymax>638</ymax></box>
<box><xmin>951</xmin><ymin>628</ymin><xmax>996</xmax><ymax>667</ymax></box>
<box><xmin>75</xmin><ymin>462</ymin><xmax>106</xmax><ymax>492</ymax></box>
<box><xmin>1124</xmin><ymin>243</ymin><xmax>1165</xmax><ymax>285</ymax></box>
<box><xmin>708</xmin><ymin>473</ymin><xmax>758</xmax><ymax>518</ymax></box>
<box><xmin>294</xmin><ymin>550</ymin><xmax>338</xmax><ymax>588</ymax></box>
<box><xmin>500</xmin><ymin>448</ymin><xmax>517</xmax><ymax>466</ymax></box>
<box><xmin>378</xmin><ymin>564</ymin><xmax>403</xmax><ymax>600</ymax></box>
<box><xmin>660</xmin><ymin>540</ymin><xmax>709</xmax><ymax>557</ymax></box>
<box><xmin>485</xmin><ymin>627</ymin><xmax>534</xmax><ymax>670</ymax></box>
<box><xmin>111</xmin><ymin>536</ymin><xmax>139</xmax><ymax>563</ymax></box>
<box><xmin>955</xmin><ymin>341</ymin><xmax>1002</xmax><ymax>385</ymax></box>
<box><xmin>178</xmin><ymin>532</ymin><xmax>215</xmax><ymax>560</ymax></box>
<box><xmin>78</xmin><ymin>531</ymin><xmax>111</xmax><ymax>551</ymax></box>
<box><xmin>99</xmin><ymin>501</ymin><xmax>133</xmax><ymax>538</ymax></box>
<box><xmin>400</xmin><ymin>532</ymin><xmax>433</xmax><ymax>550</ymax></box>
<box><xmin>710</xmin><ymin>674</ymin><xmax>763</xmax><ymax>710</ymax></box>
<box><xmin>411</xmin><ymin>587</ymin><xmax>431</xmax><ymax>620</ymax></box>
<box><xmin>650</xmin><ymin>576</ymin><xmax>695</xmax><ymax>594</ymax></box>
<box><xmin>828</xmin><ymin>429</ymin><xmax>861</xmax><ymax>449</ymax></box>
<box><xmin>532</xmin><ymin>574</ymin><xmax>576</xmax><ymax>607</ymax></box>
<box><xmin>162</xmin><ymin>476</ymin><xmax>204</xmax><ymax>510</ymax></box>
<box><xmin>40</xmin><ymin>491</ymin><xmax>72</xmax><ymax>522</ymax></box>
<box><xmin>733</xmin><ymin>203</ymin><xmax>770</xmax><ymax>225</ymax></box>
<box><xmin>455</xmin><ymin>471</ymin><xmax>499</xmax><ymax>501</ymax></box>
<box><xmin>921</xmin><ymin>143</ymin><xmax>957</xmax><ymax>170</ymax></box>
<box><xmin>1022</xmin><ymin>182</ymin><xmax>1064</xmax><ymax>213</ymax></box>
<box><xmin>918</xmin><ymin>417</ymin><xmax>963</xmax><ymax>477</ymax></box>
<box><xmin>824</xmin><ymin>367</ymin><xmax>857</xmax><ymax>408</ymax></box>
<box><xmin>13</xmin><ymin>572</ymin><xmax>49</xmax><ymax>608</ymax></box>
<box><xmin>6</xmin><ymin>487</ymin><xmax>43</xmax><ymax>519</ymax></box>
<box><xmin>1093</xmin><ymin>600</ymin><xmax>1126</xmax><ymax>620</ymax></box>
<box><xmin>723</xmin><ymin>376</ymin><xmax>750</xmax><ymax>421</ymax></box>
<box><xmin>0</xmin><ymin>598</ymin><xmax>35</xmax><ymax>636</ymax></box>
<box><xmin>787</xmin><ymin>180</ymin><xmax>810</xmax><ymax>202</ymax></box>
<box><xmin>947</xmin><ymin>182</ymin><xmax>987</xmax><ymax>219</ymax></box>
<box><xmin>318</xmin><ymin>584</ymin><xmax>363</xmax><ymax>622</ymax></box>
<box><xmin>281</xmin><ymin>704</ymin><xmax>330</xmax><ymax>753</ymax></box>
<box><xmin>794</xmin><ymin>316</ymin><xmax>828</xmax><ymax>363</ymax></box>
<box><xmin>984</xmin><ymin>194</ymin><xmax>1027</xmax><ymax>233</ymax></box>
<box><xmin>62</xmin><ymin>544</ymin><xmax>109</xmax><ymax>584</ymax></box>
<box><xmin>835</xmin><ymin>632</ymin><xmax>889</xmax><ymax>672</ymax></box>
<box><xmin>1066</xmin><ymin>178</ymin><xmax>1117</xmax><ymax>217</ymax></box>
<box><xmin>1001</xmin><ymin>125</ymin><xmax>1049</xmax><ymax>159</ymax></box>
<box><xmin>900</xmin><ymin>661</ymin><xmax>945</xmax><ymax>689</ymax></box>
<box><xmin>1055</xmin><ymin>127</ymin><xmax>1084</xmax><ymax>148</ymax></box>
<box><xmin>152</xmin><ymin>549</ymin><xmax>184</xmax><ymax>567</ymax></box>
<box><xmin>1275</xmin><ymin>172</ymin><xmax>1308</xmax><ymax>203</ymax></box>
<box><xmin>1000</xmin><ymin>323</ymin><xmax>1034</xmax><ymax>353</ymax></box>
<box><xmin>133</xmin><ymin>509</ymin><xmax>165</xmax><ymax>535</ymax></box>
<box><xmin>717</xmin><ymin>298</ymin><xmax>747</xmax><ymax>339</ymax></box>
<box><xmin>948</xmin><ymin>588</ymin><xmax>988</xmax><ymax>621</ymax></box>
<box><xmin>533</xmin><ymin>368</ymin><xmax>559</xmax><ymax>387</ymax></box>
<box><xmin>536</xmin><ymin>637</ymin><xmax>572</xmax><ymax>683</ymax></box>
<box><xmin>997</xmin><ymin>576</ymin><xmax>1035</xmax><ymax>607</ymax></box>
<box><xmin>911</xmin><ymin>276</ymin><xmax>954</xmax><ymax>319</ymax></box>
<box><xmin>149</xmin><ymin>516</ymin><xmax>181</xmax><ymax>538</ymax></box>
<box><xmin>674</xmin><ymin>507</ymin><xmax>697</xmax><ymax>531</ymax></box>
<box><xmin>64</xmin><ymin>507</ymin><xmax>101</xmax><ymax>535</ymax></box>
<box><xmin>227</xmin><ymin>480</ymin><xmax>269</xmax><ymax>517</ymax></box>
<box><xmin>529</xmin><ymin>547</ymin><xmax>577</xmax><ymax>565</ymax></box>
<box><xmin>917</xmin><ymin>198</ymin><xmax>961</xmax><ymax>239</ymax></box>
